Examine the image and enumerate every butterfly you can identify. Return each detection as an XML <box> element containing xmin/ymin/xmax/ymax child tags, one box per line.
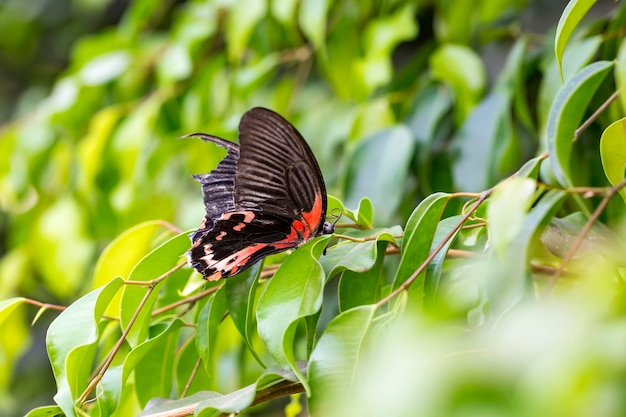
<box><xmin>186</xmin><ymin>107</ymin><xmax>335</xmax><ymax>280</ymax></box>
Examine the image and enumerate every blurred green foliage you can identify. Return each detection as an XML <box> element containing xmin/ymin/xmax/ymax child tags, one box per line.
<box><xmin>3</xmin><ymin>0</ymin><xmax>626</xmax><ymax>416</ymax></box>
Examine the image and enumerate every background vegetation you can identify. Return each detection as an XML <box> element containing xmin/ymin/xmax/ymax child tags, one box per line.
<box><xmin>2</xmin><ymin>0</ymin><xmax>626</xmax><ymax>416</ymax></box>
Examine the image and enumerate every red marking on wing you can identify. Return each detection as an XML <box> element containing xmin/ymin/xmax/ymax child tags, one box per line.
<box><xmin>201</xmin><ymin>243</ymin><xmax>271</xmax><ymax>281</ymax></box>
<box><xmin>269</xmin><ymin>193</ymin><xmax>324</xmax><ymax>249</ymax></box>
<box><xmin>301</xmin><ymin>193</ymin><xmax>323</xmax><ymax>234</ymax></box>
<box><xmin>222</xmin><ymin>211</ymin><xmax>256</xmax><ymax>222</ymax></box>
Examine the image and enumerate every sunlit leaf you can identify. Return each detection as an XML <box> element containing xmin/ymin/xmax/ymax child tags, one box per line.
<box><xmin>256</xmin><ymin>236</ymin><xmax>332</xmax><ymax>393</ymax></box>
<box><xmin>308</xmin><ymin>305</ymin><xmax>377</xmax><ymax>415</ymax></box>
<box><xmin>196</xmin><ymin>286</ymin><xmax>228</xmax><ymax>372</ymax></box>
<box><xmin>120</xmin><ymin>232</ymin><xmax>190</xmax><ymax>346</ymax></box>
<box><xmin>599</xmin><ymin>118</ymin><xmax>626</xmax><ymax>204</ymax></box>
<box><xmin>47</xmin><ymin>278</ymin><xmax>124</xmax><ymax>417</ymax></box>
<box><xmin>546</xmin><ymin>61</ymin><xmax>613</xmax><ymax>187</ymax></box>
<box><xmin>487</xmin><ymin>178</ymin><xmax>537</xmax><ymax>257</ymax></box>
<box><xmin>430</xmin><ymin>44</ymin><xmax>486</xmax><ymax>123</ymax></box>
<box><xmin>392</xmin><ymin>193</ymin><xmax>449</xmax><ymax>306</ymax></box>
<box><xmin>555</xmin><ymin>0</ymin><xmax>597</xmax><ymax>79</ymax></box>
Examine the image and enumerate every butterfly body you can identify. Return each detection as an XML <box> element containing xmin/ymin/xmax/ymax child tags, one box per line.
<box><xmin>187</xmin><ymin>107</ymin><xmax>333</xmax><ymax>280</ymax></box>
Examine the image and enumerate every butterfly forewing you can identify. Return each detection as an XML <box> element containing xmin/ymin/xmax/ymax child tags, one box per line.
<box><xmin>236</xmin><ymin>108</ymin><xmax>327</xmax><ymax>233</ymax></box>
<box><xmin>186</xmin><ymin>107</ymin><xmax>332</xmax><ymax>280</ymax></box>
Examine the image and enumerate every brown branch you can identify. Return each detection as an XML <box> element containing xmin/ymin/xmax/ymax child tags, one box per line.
<box><xmin>22</xmin><ymin>299</ymin><xmax>66</xmax><ymax>312</ymax></box>
<box><xmin>574</xmin><ymin>89</ymin><xmax>620</xmax><ymax>141</ymax></box>
<box><xmin>151</xmin><ymin>285</ymin><xmax>221</xmax><ymax>316</ymax></box>
<box><xmin>181</xmin><ymin>357</ymin><xmax>202</xmax><ymax>398</ymax></box>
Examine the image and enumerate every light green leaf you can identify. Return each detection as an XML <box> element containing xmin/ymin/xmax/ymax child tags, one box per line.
<box><xmin>487</xmin><ymin>178</ymin><xmax>537</xmax><ymax>257</ymax></box>
<box><xmin>321</xmin><ymin>227</ymin><xmax>401</xmax><ymax>279</ymax></box>
<box><xmin>339</xmin><ymin>241</ymin><xmax>386</xmax><ymax>311</ymax></box>
<box><xmin>98</xmin><ymin>319</ymin><xmax>183</xmax><ymax>413</ymax></box>
<box><xmin>299</xmin><ymin>0</ymin><xmax>330</xmax><ymax>54</ymax></box>
<box><xmin>393</xmin><ymin>193</ymin><xmax>449</xmax><ymax>306</ymax></box>
<box><xmin>546</xmin><ymin>61</ymin><xmax>613</xmax><ymax>187</ymax></box>
<box><xmin>430</xmin><ymin>44</ymin><xmax>486</xmax><ymax>123</ymax></box>
<box><xmin>120</xmin><ymin>232</ymin><xmax>190</xmax><ymax>346</ymax></box>
<box><xmin>616</xmin><ymin>40</ymin><xmax>626</xmax><ymax>119</ymax></box>
<box><xmin>487</xmin><ymin>190</ymin><xmax>566</xmax><ymax>317</ymax></box>
<box><xmin>423</xmin><ymin>215</ymin><xmax>464</xmax><ymax>306</ymax></box>
<box><xmin>599</xmin><ymin>118</ymin><xmax>626</xmax><ymax>204</ymax></box>
<box><xmin>47</xmin><ymin>278</ymin><xmax>124</xmax><ymax>417</ymax></box>
<box><xmin>256</xmin><ymin>236</ymin><xmax>332</xmax><ymax>393</ymax></box>
<box><xmin>79</xmin><ymin>51</ymin><xmax>130</xmax><ymax>86</ymax></box>
<box><xmin>92</xmin><ymin>220</ymin><xmax>166</xmax><ymax>315</ymax></box>
<box><xmin>225</xmin><ymin>0</ymin><xmax>267</xmax><ymax>61</ymax></box>
<box><xmin>134</xmin><ymin>320</ymin><xmax>184</xmax><ymax>407</ymax></box>
<box><xmin>196</xmin><ymin>286</ymin><xmax>228</xmax><ymax>372</ymax></box>
<box><xmin>224</xmin><ymin>263</ymin><xmax>265</xmax><ymax>367</ymax></box>
<box><xmin>555</xmin><ymin>0</ymin><xmax>597</xmax><ymax>80</ymax></box>
<box><xmin>23</xmin><ymin>405</ymin><xmax>64</xmax><ymax>417</ymax></box>
<box><xmin>157</xmin><ymin>43</ymin><xmax>193</xmax><ymax>83</ymax></box>
<box><xmin>308</xmin><ymin>305</ymin><xmax>377</xmax><ymax>416</ymax></box>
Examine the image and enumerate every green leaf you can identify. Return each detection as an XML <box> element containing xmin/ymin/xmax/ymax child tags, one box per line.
<box><xmin>196</xmin><ymin>286</ymin><xmax>228</xmax><ymax>372</ymax></box>
<box><xmin>226</xmin><ymin>0</ymin><xmax>267</xmax><ymax>61</ymax></box>
<box><xmin>224</xmin><ymin>263</ymin><xmax>265</xmax><ymax>366</ymax></box>
<box><xmin>555</xmin><ymin>0</ymin><xmax>597</xmax><ymax>80</ymax></box>
<box><xmin>616</xmin><ymin>40</ymin><xmax>626</xmax><ymax>112</ymax></box>
<box><xmin>430</xmin><ymin>44</ymin><xmax>486</xmax><ymax>124</ymax></box>
<box><xmin>539</xmin><ymin>36</ymin><xmax>602</xmax><ymax>131</ymax></box>
<box><xmin>321</xmin><ymin>227</ymin><xmax>401</xmax><ymax>279</ymax></box>
<box><xmin>142</xmin><ymin>365</ymin><xmax>302</xmax><ymax>417</ymax></box>
<box><xmin>308</xmin><ymin>305</ymin><xmax>377</xmax><ymax>416</ymax></box>
<box><xmin>345</xmin><ymin>126</ymin><xmax>415</xmax><ymax>225</ymax></box>
<box><xmin>393</xmin><ymin>193</ymin><xmax>449</xmax><ymax>305</ymax></box>
<box><xmin>423</xmin><ymin>215</ymin><xmax>464</xmax><ymax>306</ymax></box>
<box><xmin>339</xmin><ymin>241</ymin><xmax>387</xmax><ymax>311</ymax></box>
<box><xmin>46</xmin><ymin>277</ymin><xmax>124</xmax><ymax>417</ymax></box>
<box><xmin>256</xmin><ymin>236</ymin><xmax>332</xmax><ymax>393</ymax></box>
<box><xmin>487</xmin><ymin>190</ymin><xmax>566</xmax><ymax>317</ymax></box>
<box><xmin>600</xmin><ymin>118</ymin><xmax>626</xmax><ymax>204</ymax></box>
<box><xmin>355</xmin><ymin>197</ymin><xmax>374</xmax><ymax>228</ymax></box>
<box><xmin>92</xmin><ymin>220</ymin><xmax>166</xmax><ymax>315</ymax></box>
<box><xmin>355</xmin><ymin>4</ymin><xmax>418</xmax><ymax>92</ymax></box>
<box><xmin>134</xmin><ymin>320</ymin><xmax>184</xmax><ymax>406</ymax></box>
<box><xmin>546</xmin><ymin>61</ymin><xmax>613</xmax><ymax>187</ymax></box>
<box><xmin>299</xmin><ymin>0</ymin><xmax>330</xmax><ymax>54</ymax></box>
<box><xmin>0</xmin><ymin>297</ymin><xmax>25</xmax><ymax>323</ymax></box>
<box><xmin>452</xmin><ymin>92</ymin><xmax>512</xmax><ymax>191</ymax></box>
<box><xmin>23</xmin><ymin>405</ymin><xmax>64</xmax><ymax>417</ymax></box>
<box><xmin>120</xmin><ymin>232</ymin><xmax>190</xmax><ymax>346</ymax></box>
<box><xmin>98</xmin><ymin>319</ymin><xmax>183</xmax><ymax>413</ymax></box>
<box><xmin>487</xmin><ymin>178</ymin><xmax>537</xmax><ymax>257</ymax></box>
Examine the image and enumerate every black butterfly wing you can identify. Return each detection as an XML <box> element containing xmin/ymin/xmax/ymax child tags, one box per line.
<box><xmin>186</xmin><ymin>134</ymin><xmax>239</xmax><ymax>241</ymax></box>
<box><xmin>235</xmin><ymin>107</ymin><xmax>328</xmax><ymax>236</ymax></box>
<box><xmin>187</xmin><ymin>108</ymin><xmax>329</xmax><ymax>280</ymax></box>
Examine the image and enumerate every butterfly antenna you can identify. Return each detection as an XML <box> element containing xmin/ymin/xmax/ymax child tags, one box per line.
<box><xmin>330</xmin><ymin>207</ymin><xmax>343</xmax><ymax>227</ymax></box>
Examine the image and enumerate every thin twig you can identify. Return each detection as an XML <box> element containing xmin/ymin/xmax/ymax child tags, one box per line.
<box><xmin>574</xmin><ymin>89</ymin><xmax>621</xmax><ymax>141</ymax></box>
<box><xmin>151</xmin><ymin>285</ymin><xmax>221</xmax><ymax>316</ymax></box>
<box><xmin>181</xmin><ymin>357</ymin><xmax>202</xmax><ymax>398</ymax></box>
